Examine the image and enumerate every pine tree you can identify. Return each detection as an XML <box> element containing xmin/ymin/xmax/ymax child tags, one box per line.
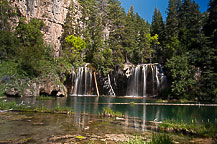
<box><xmin>0</xmin><ymin>0</ymin><xmax>17</xmax><ymax>59</ymax></box>
<box><xmin>151</xmin><ymin>7</ymin><xmax>164</xmax><ymax>38</ymax></box>
<box><xmin>200</xmin><ymin>0</ymin><xmax>217</xmax><ymax>100</ymax></box>
<box><xmin>61</xmin><ymin>0</ymin><xmax>81</xmax><ymax>61</ymax></box>
<box><xmin>165</xmin><ymin>0</ymin><xmax>181</xmax><ymax>59</ymax></box>
<box><xmin>151</xmin><ymin>7</ymin><xmax>165</xmax><ymax>63</ymax></box>
<box><xmin>166</xmin><ymin>0</ymin><xmax>179</xmax><ymax>38</ymax></box>
<box><xmin>62</xmin><ymin>0</ymin><xmax>79</xmax><ymax>37</ymax></box>
<box><xmin>107</xmin><ymin>0</ymin><xmax>126</xmax><ymax>66</ymax></box>
<box><xmin>80</xmin><ymin>0</ymin><xmax>100</xmax><ymax>63</ymax></box>
<box><xmin>0</xmin><ymin>0</ymin><xmax>16</xmax><ymax>31</ymax></box>
<box><xmin>123</xmin><ymin>5</ymin><xmax>138</xmax><ymax>63</ymax></box>
<box><xmin>92</xmin><ymin>14</ymin><xmax>105</xmax><ymax>69</ymax></box>
<box><xmin>15</xmin><ymin>18</ymin><xmax>46</xmax><ymax>76</ymax></box>
<box><xmin>204</xmin><ymin>0</ymin><xmax>217</xmax><ymax>41</ymax></box>
<box><xmin>178</xmin><ymin>0</ymin><xmax>193</xmax><ymax>52</ymax></box>
<box><xmin>135</xmin><ymin>15</ymin><xmax>147</xmax><ymax>63</ymax></box>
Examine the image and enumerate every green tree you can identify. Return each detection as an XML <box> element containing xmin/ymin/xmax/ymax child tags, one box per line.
<box><xmin>166</xmin><ymin>0</ymin><xmax>179</xmax><ymax>39</ymax></box>
<box><xmin>62</xmin><ymin>0</ymin><xmax>80</xmax><ymax>40</ymax></box>
<box><xmin>80</xmin><ymin>0</ymin><xmax>100</xmax><ymax>64</ymax></box>
<box><xmin>124</xmin><ymin>5</ymin><xmax>138</xmax><ymax>63</ymax></box>
<box><xmin>151</xmin><ymin>7</ymin><xmax>165</xmax><ymax>39</ymax></box>
<box><xmin>92</xmin><ymin>13</ymin><xmax>113</xmax><ymax>74</ymax></box>
<box><xmin>0</xmin><ymin>0</ymin><xmax>16</xmax><ymax>31</ymax></box>
<box><xmin>165</xmin><ymin>55</ymin><xmax>196</xmax><ymax>99</ymax></box>
<box><xmin>151</xmin><ymin>7</ymin><xmax>165</xmax><ymax>63</ymax></box>
<box><xmin>0</xmin><ymin>30</ymin><xmax>18</xmax><ymax>59</ymax></box>
<box><xmin>107</xmin><ymin>0</ymin><xmax>126</xmax><ymax>66</ymax></box>
<box><xmin>0</xmin><ymin>0</ymin><xmax>17</xmax><ymax>59</ymax></box>
<box><xmin>135</xmin><ymin>15</ymin><xmax>149</xmax><ymax>63</ymax></box>
<box><xmin>63</xmin><ymin>35</ymin><xmax>86</xmax><ymax>67</ymax></box>
<box><xmin>200</xmin><ymin>0</ymin><xmax>217</xmax><ymax>100</ymax></box>
<box><xmin>92</xmin><ymin>14</ymin><xmax>105</xmax><ymax>70</ymax></box>
<box><xmin>165</xmin><ymin>0</ymin><xmax>181</xmax><ymax>59</ymax></box>
<box><xmin>15</xmin><ymin>18</ymin><xmax>46</xmax><ymax>76</ymax></box>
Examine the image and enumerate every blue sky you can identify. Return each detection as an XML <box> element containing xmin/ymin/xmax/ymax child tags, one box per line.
<box><xmin>119</xmin><ymin>0</ymin><xmax>210</xmax><ymax>23</ymax></box>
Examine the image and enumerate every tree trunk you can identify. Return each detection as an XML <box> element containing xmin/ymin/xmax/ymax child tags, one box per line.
<box><xmin>93</xmin><ymin>72</ymin><xmax>99</xmax><ymax>96</ymax></box>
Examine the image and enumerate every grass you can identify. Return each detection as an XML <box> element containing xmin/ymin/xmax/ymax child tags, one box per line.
<box><xmin>0</xmin><ymin>137</ymin><xmax>32</xmax><ymax>144</ymax></box>
<box><xmin>156</xmin><ymin>99</ymin><xmax>168</xmax><ymax>103</ymax></box>
<box><xmin>130</xmin><ymin>102</ymin><xmax>135</xmax><ymax>106</ymax></box>
<box><xmin>123</xmin><ymin>134</ymin><xmax>173</xmax><ymax>144</ymax></box>
<box><xmin>149</xmin><ymin>134</ymin><xmax>173</xmax><ymax>144</ymax></box>
<box><xmin>124</xmin><ymin>136</ymin><xmax>145</xmax><ymax>144</ymax></box>
<box><xmin>101</xmin><ymin>107</ymin><xmax>123</xmax><ymax>117</ymax></box>
<box><xmin>159</xmin><ymin>119</ymin><xmax>217</xmax><ymax>137</ymax></box>
<box><xmin>0</xmin><ymin>99</ymin><xmax>73</xmax><ymax>114</ymax></box>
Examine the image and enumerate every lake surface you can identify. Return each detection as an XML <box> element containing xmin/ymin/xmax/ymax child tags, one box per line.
<box><xmin>1</xmin><ymin>96</ymin><xmax>217</xmax><ymax>143</ymax></box>
<box><xmin>6</xmin><ymin>96</ymin><xmax>217</xmax><ymax>123</ymax></box>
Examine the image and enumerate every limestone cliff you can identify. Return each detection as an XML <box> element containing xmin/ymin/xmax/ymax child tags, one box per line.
<box><xmin>12</xmin><ymin>0</ymin><xmax>81</xmax><ymax>57</ymax></box>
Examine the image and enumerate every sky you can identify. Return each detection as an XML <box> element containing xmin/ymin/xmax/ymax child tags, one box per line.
<box><xmin>119</xmin><ymin>0</ymin><xmax>210</xmax><ymax>23</ymax></box>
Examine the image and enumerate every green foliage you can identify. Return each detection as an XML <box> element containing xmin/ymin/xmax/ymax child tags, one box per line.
<box><xmin>62</xmin><ymin>0</ymin><xmax>80</xmax><ymax>38</ymax></box>
<box><xmin>0</xmin><ymin>0</ymin><xmax>16</xmax><ymax>31</ymax></box>
<box><xmin>0</xmin><ymin>60</ymin><xmax>20</xmax><ymax>78</ymax></box>
<box><xmin>107</xmin><ymin>0</ymin><xmax>126</xmax><ymax>66</ymax></box>
<box><xmin>149</xmin><ymin>134</ymin><xmax>173</xmax><ymax>144</ymax></box>
<box><xmin>166</xmin><ymin>0</ymin><xmax>179</xmax><ymax>39</ymax></box>
<box><xmin>159</xmin><ymin>119</ymin><xmax>217</xmax><ymax>137</ymax></box>
<box><xmin>200</xmin><ymin>0</ymin><xmax>217</xmax><ymax>101</ymax></box>
<box><xmin>0</xmin><ymin>30</ymin><xmax>19</xmax><ymax>59</ymax></box>
<box><xmin>102</xmin><ymin>107</ymin><xmax>123</xmax><ymax>117</ymax></box>
<box><xmin>15</xmin><ymin>18</ymin><xmax>46</xmax><ymax>77</ymax></box>
<box><xmin>0</xmin><ymin>0</ymin><xmax>216</xmax><ymax>101</ymax></box>
<box><xmin>63</xmin><ymin>35</ymin><xmax>86</xmax><ymax>67</ymax></box>
<box><xmin>130</xmin><ymin>102</ymin><xmax>135</xmax><ymax>107</ymax></box>
<box><xmin>0</xmin><ymin>99</ymin><xmax>73</xmax><ymax>114</ymax></box>
<box><xmin>165</xmin><ymin>55</ymin><xmax>196</xmax><ymax>98</ymax></box>
<box><xmin>124</xmin><ymin>136</ymin><xmax>145</xmax><ymax>144</ymax></box>
<box><xmin>91</xmin><ymin>14</ymin><xmax>113</xmax><ymax>74</ymax></box>
<box><xmin>123</xmin><ymin>134</ymin><xmax>173</xmax><ymax>144</ymax></box>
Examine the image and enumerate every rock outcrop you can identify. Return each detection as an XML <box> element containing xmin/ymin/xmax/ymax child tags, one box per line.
<box><xmin>12</xmin><ymin>0</ymin><xmax>81</xmax><ymax>57</ymax></box>
<box><xmin>3</xmin><ymin>73</ymin><xmax>68</xmax><ymax>97</ymax></box>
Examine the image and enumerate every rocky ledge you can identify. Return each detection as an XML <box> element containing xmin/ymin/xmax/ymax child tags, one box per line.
<box><xmin>1</xmin><ymin>72</ymin><xmax>67</xmax><ymax>97</ymax></box>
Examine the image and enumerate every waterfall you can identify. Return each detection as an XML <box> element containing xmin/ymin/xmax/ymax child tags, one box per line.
<box><xmin>126</xmin><ymin>66</ymin><xmax>141</xmax><ymax>96</ymax></box>
<box><xmin>71</xmin><ymin>64</ymin><xmax>95</xmax><ymax>96</ymax></box>
<box><xmin>142</xmin><ymin>65</ymin><xmax>147</xmax><ymax>97</ymax></box>
<box><xmin>151</xmin><ymin>65</ymin><xmax>155</xmax><ymax>94</ymax></box>
<box><xmin>103</xmin><ymin>74</ymin><xmax>116</xmax><ymax>96</ymax></box>
<box><xmin>155</xmin><ymin>64</ymin><xmax>160</xmax><ymax>88</ymax></box>
<box><xmin>126</xmin><ymin>64</ymin><xmax>165</xmax><ymax>97</ymax></box>
<box><xmin>70</xmin><ymin>63</ymin><xmax>165</xmax><ymax>97</ymax></box>
<box><xmin>107</xmin><ymin>75</ymin><xmax>116</xmax><ymax>96</ymax></box>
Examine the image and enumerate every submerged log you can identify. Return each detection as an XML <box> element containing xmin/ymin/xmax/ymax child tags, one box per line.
<box><xmin>93</xmin><ymin>103</ymin><xmax>217</xmax><ymax>107</ymax></box>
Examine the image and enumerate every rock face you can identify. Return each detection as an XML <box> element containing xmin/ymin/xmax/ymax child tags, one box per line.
<box><xmin>12</xmin><ymin>0</ymin><xmax>81</xmax><ymax>57</ymax></box>
<box><xmin>3</xmin><ymin>73</ymin><xmax>68</xmax><ymax>97</ymax></box>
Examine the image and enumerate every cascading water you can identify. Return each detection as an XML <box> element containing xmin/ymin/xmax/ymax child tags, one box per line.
<box><xmin>70</xmin><ymin>63</ymin><xmax>165</xmax><ymax>97</ymax></box>
<box><xmin>142</xmin><ymin>65</ymin><xmax>147</xmax><ymax>97</ymax></box>
<box><xmin>105</xmin><ymin>75</ymin><xmax>116</xmax><ymax>96</ymax></box>
<box><xmin>155</xmin><ymin>66</ymin><xmax>160</xmax><ymax>88</ymax></box>
<box><xmin>126</xmin><ymin>66</ymin><xmax>141</xmax><ymax>96</ymax></box>
<box><xmin>71</xmin><ymin>64</ymin><xmax>95</xmax><ymax>96</ymax></box>
<box><xmin>126</xmin><ymin>64</ymin><xmax>165</xmax><ymax>97</ymax></box>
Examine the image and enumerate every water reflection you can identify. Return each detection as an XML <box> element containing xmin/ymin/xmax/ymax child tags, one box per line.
<box><xmin>6</xmin><ymin>96</ymin><xmax>217</xmax><ymax>131</ymax></box>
